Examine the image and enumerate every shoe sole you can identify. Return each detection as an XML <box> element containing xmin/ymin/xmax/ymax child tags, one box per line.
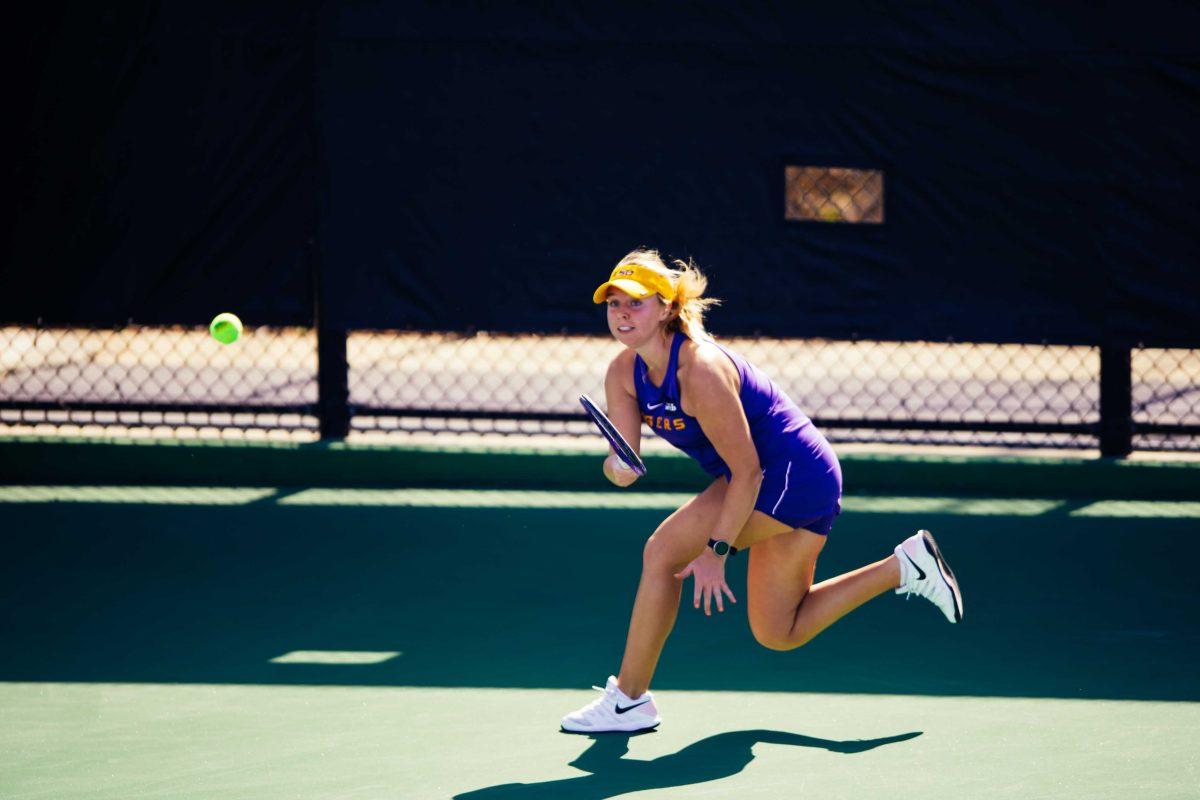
<box><xmin>919</xmin><ymin>530</ymin><xmax>963</xmax><ymax>623</ymax></box>
<box><xmin>560</xmin><ymin>721</ymin><xmax>660</xmax><ymax>735</ymax></box>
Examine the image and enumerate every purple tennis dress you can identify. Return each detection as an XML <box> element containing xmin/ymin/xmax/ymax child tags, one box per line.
<box><xmin>634</xmin><ymin>332</ymin><xmax>843</xmax><ymax>535</ymax></box>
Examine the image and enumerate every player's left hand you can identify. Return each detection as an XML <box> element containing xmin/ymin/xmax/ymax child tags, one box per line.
<box><xmin>674</xmin><ymin>550</ymin><xmax>737</xmax><ymax>616</ymax></box>
<box><xmin>603</xmin><ymin>452</ymin><xmax>640</xmax><ymax>488</ymax></box>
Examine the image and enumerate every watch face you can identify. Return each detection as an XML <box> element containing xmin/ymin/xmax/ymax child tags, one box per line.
<box><xmin>712</xmin><ymin>540</ymin><xmax>730</xmax><ymax>556</ymax></box>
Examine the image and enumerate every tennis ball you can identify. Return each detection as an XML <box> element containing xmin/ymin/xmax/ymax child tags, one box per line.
<box><xmin>209</xmin><ymin>312</ymin><xmax>243</xmax><ymax>345</ymax></box>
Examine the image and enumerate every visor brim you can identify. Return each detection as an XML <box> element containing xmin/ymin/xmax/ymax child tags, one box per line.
<box><xmin>592</xmin><ymin>279</ymin><xmax>658</xmax><ymax>304</ymax></box>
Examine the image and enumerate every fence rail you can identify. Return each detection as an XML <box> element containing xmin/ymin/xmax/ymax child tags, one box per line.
<box><xmin>3</xmin><ymin>325</ymin><xmax>1198</xmax><ymax>455</ymax></box>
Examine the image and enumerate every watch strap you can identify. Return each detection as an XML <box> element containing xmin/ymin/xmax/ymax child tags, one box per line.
<box><xmin>707</xmin><ymin>538</ymin><xmax>738</xmax><ymax>557</ymax></box>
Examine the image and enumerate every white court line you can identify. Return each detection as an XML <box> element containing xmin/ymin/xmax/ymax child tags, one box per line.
<box><xmin>270</xmin><ymin>651</ymin><xmax>401</xmax><ymax>665</ymax></box>
<box><xmin>1</xmin><ymin>486</ymin><xmax>1198</xmax><ymax>518</ymax></box>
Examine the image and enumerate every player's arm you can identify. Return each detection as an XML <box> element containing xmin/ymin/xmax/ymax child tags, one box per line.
<box><xmin>683</xmin><ymin>348</ymin><xmax>762</xmax><ymax>548</ymax></box>
<box><xmin>602</xmin><ymin>350</ymin><xmax>643</xmax><ymax>487</ymax></box>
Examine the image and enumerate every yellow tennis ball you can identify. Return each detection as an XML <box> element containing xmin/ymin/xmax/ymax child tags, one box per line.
<box><xmin>209</xmin><ymin>312</ymin><xmax>243</xmax><ymax>345</ymax></box>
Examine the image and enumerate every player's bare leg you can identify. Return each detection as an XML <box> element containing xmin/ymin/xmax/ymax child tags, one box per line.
<box><xmin>746</xmin><ymin>530</ymin><xmax>898</xmax><ymax>649</ymax></box>
<box><xmin>616</xmin><ymin>478</ymin><xmax>727</xmax><ymax>698</ymax></box>
<box><xmin>561</xmin><ymin>479</ymin><xmax>725</xmax><ymax>733</ymax></box>
<box><xmin>746</xmin><ymin>526</ymin><xmax>962</xmax><ymax>651</ymax></box>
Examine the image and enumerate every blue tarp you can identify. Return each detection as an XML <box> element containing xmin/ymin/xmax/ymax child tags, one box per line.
<box><xmin>5</xmin><ymin>3</ymin><xmax>1199</xmax><ymax>345</ymax></box>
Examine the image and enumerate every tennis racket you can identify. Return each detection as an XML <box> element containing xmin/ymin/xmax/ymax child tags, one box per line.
<box><xmin>579</xmin><ymin>394</ymin><xmax>647</xmax><ymax>476</ymax></box>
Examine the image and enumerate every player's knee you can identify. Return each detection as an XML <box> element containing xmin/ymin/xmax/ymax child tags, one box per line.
<box><xmin>750</xmin><ymin>619</ymin><xmax>807</xmax><ymax>652</ymax></box>
<box><xmin>642</xmin><ymin>534</ymin><xmax>669</xmax><ymax>571</ymax></box>
<box><xmin>642</xmin><ymin>533</ymin><xmax>686</xmax><ymax>574</ymax></box>
<box><xmin>752</xmin><ymin>631</ymin><xmax>794</xmax><ymax>652</ymax></box>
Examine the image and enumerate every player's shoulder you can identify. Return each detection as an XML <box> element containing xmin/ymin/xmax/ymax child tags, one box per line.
<box><xmin>678</xmin><ymin>336</ymin><xmax>737</xmax><ymax>387</ymax></box>
<box><xmin>605</xmin><ymin>347</ymin><xmax>638</xmax><ymax>391</ymax></box>
<box><xmin>679</xmin><ymin>336</ymin><xmax>730</xmax><ymax>371</ymax></box>
<box><xmin>606</xmin><ymin>347</ymin><xmax>637</xmax><ymax>375</ymax></box>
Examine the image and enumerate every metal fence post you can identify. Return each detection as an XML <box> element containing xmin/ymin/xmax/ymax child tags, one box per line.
<box><xmin>305</xmin><ymin>8</ymin><xmax>348</xmax><ymax>441</ymax></box>
<box><xmin>1099</xmin><ymin>343</ymin><xmax>1132</xmax><ymax>457</ymax></box>
<box><xmin>317</xmin><ymin>326</ymin><xmax>350</xmax><ymax>439</ymax></box>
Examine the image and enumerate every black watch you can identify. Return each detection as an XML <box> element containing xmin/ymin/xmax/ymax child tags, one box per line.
<box><xmin>707</xmin><ymin>538</ymin><xmax>738</xmax><ymax>557</ymax></box>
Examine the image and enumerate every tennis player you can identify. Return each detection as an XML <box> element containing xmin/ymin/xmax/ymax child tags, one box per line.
<box><xmin>561</xmin><ymin>250</ymin><xmax>963</xmax><ymax>734</ymax></box>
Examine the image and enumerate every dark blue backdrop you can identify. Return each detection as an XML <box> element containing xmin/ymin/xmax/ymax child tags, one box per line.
<box><xmin>5</xmin><ymin>2</ymin><xmax>1199</xmax><ymax>345</ymax></box>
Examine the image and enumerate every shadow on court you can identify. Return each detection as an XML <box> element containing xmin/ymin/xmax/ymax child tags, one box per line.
<box><xmin>454</xmin><ymin>729</ymin><xmax>922</xmax><ymax>799</ymax></box>
<box><xmin>1</xmin><ymin>494</ymin><xmax>1198</xmax><ymax>700</ymax></box>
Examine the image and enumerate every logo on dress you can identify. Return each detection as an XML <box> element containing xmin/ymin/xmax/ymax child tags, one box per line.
<box><xmin>644</xmin><ymin>414</ymin><xmax>686</xmax><ymax>431</ymax></box>
<box><xmin>665</xmin><ymin>402</ymin><xmax>677</xmax><ymax>412</ymax></box>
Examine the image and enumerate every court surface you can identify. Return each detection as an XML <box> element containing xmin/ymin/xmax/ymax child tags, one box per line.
<box><xmin>2</xmin><ymin>485</ymin><xmax>1198</xmax><ymax>798</ymax></box>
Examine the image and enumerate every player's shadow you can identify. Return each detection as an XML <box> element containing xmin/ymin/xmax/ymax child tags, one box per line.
<box><xmin>452</xmin><ymin>728</ymin><xmax>922</xmax><ymax>799</ymax></box>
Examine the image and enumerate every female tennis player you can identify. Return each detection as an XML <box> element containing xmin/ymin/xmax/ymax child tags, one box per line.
<box><xmin>561</xmin><ymin>250</ymin><xmax>963</xmax><ymax>734</ymax></box>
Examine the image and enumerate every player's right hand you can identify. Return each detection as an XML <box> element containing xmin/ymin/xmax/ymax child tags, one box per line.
<box><xmin>603</xmin><ymin>452</ymin><xmax>639</xmax><ymax>488</ymax></box>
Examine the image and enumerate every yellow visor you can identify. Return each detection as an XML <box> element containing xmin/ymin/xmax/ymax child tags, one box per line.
<box><xmin>592</xmin><ymin>262</ymin><xmax>677</xmax><ymax>304</ymax></box>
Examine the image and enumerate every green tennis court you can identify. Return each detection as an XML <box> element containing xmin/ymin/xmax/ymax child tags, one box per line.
<box><xmin>2</xmin><ymin>478</ymin><xmax>1198</xmax><ymax>799</ymax></box>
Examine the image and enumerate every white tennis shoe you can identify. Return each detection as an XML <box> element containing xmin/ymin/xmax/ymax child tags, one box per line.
<box><xmin>560</xmin><ymin>675</ymin><xmax>661</xmax><ymax>734</ymax></box>
<box><xmin>895</xmin><ymin>530</ymin><xmax>963</xmax><ymax>623</ymax></box>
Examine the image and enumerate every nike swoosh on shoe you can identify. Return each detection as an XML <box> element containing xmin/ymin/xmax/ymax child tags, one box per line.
<box><xmin>902</xmin><ymin>551</ymin><xmax>926</xmax><ymax>581</ymax></box>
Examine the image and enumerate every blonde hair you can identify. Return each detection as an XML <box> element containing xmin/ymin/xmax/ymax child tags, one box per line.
<box><xmin>615</xmin><ymin>249</ymin><xmax>720</xmax><ymax>340</ymax></box>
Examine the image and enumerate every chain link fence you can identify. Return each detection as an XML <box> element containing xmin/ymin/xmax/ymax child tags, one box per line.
<box><xmin>1132</xmin><ymin>348</ymin><xmax>1200</xmax><ymax>452</ymax></box>
<box><xmin>348</xmin><ymin>333</ymin><xmax>1102</xmax><ymax>449</ymax></box>
<box><xmin>0</xmin><ymin>325</ymin><xmax>317</xmax><ymax>439</ymax></box>
<box><xmin>785</xmin><ymin>166</ymin><xmax>885</xmax><ymax>224</ymax></box>
<box><xmin>3</xmin><ymin>324</ymin><xmax>1197</xmax><ymax>452</ymax></box>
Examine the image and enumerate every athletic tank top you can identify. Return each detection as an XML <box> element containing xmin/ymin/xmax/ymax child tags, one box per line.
<box><xmin>633</xmin><ymin>332</ymin><xmax>814</xmax><ymax>477</ymax></box>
